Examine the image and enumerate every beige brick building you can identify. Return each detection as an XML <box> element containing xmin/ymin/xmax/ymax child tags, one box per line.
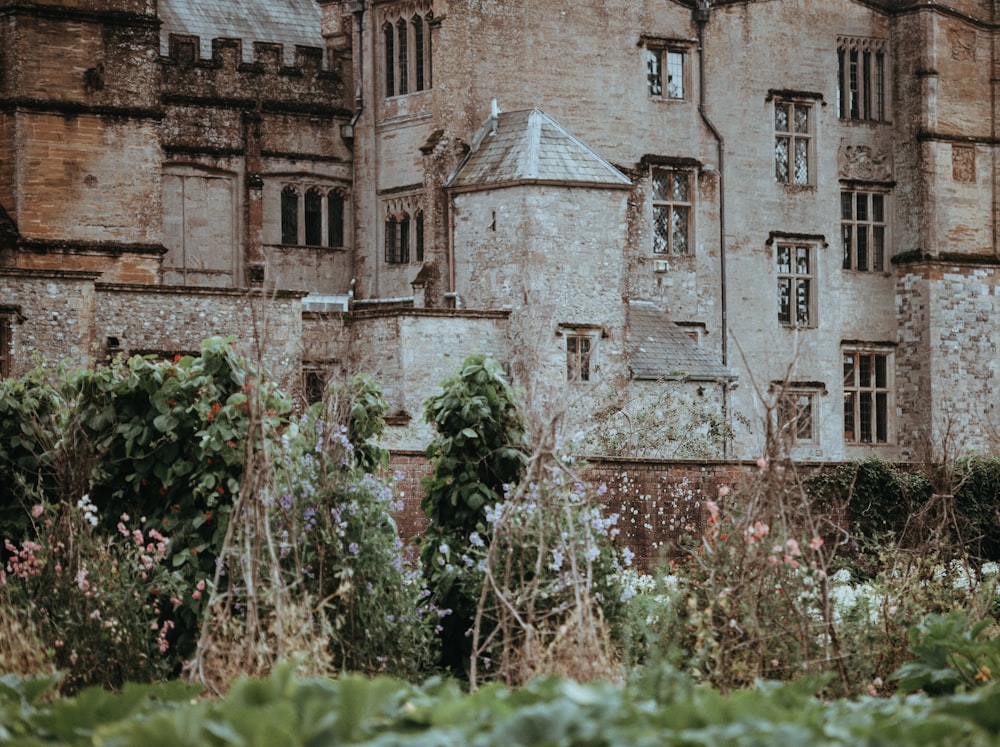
<box><xmin>2</xmin><ymin>0</ymin><xmax>999</xmax><ymax>462</ymax></box>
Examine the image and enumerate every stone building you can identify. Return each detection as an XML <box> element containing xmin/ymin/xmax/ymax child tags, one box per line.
<box><xmin>1</xmin><ymin>0</ymin><xmax>999</xmax><ymax>462</ymax></box>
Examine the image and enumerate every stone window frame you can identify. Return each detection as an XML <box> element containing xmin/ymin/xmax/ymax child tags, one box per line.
<box><xmin>770</xmin><ymin>91</ymin><xmax>822</xmax><ymax>186</ymax></box>
<box><xmin>841</xmin><ymin>186</ymin><xmax>888</xmax><ymax>272</ymax></box>
<box><xmin>640</xmin><ymin>36</ymin><xmax>690</xmax><ymax>101</ymax></box>
<box><xmin>837</xmin><ymin>36</ymin><xmax>888</xmax><ymax>123</ymax></box>
<box><xmin>842</xmin><ymin>343</ymin><xmax>894</xmax><ymax>445</ymax></box>
<box><xmin>651</xmin><ymin>167</ymin><xmax>694</xmax><ymax>256</ymax></box>
<box><xmin>775</xmin><ymin>242</ymin><xmax>816</xmax><ymax>328</ymax></box>
<box><xmin>772</xmin><ymin>380</ymin><xmax>827</xmax><ymax>446</ymax></box>
<box><xmin>558</xmin><ymin>323</ymin><xmax>603</xmax><ymax>384</ymax></box>
<box><xmin>381</xmin><ymin>5</ymin><xmax>433</xmax><ymax>98</ymax></box>
<box><xmin>382</xmin><ymin>194</ymin><xmax>424</xmax><ymax>265</ymax></box>
<box><xmin>280</xmin><ymin>183</ymin><xmax>350</xmax><ymax>249</ymax></box>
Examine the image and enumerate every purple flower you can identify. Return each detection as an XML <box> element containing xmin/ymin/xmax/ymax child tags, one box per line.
<box><xmin>348</xmin><ymin>542</ymin><xmax>359</xmax><ymax>555</ymax></box>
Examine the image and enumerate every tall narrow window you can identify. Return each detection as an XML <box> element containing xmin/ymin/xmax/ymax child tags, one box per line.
<box><xmin>398</xmin><ymin>213</ymin><xmax>411</xmax><ymax>264</ymax></box>
<box><xmin>328</xmin><ymin>190</ymin><xmax>345</xmax><ymax>247</ymax></box>
<box><xmin>843</xmin><ymin>347</ymin><xmax>892</xmax><ymax>444</ymax></box>
<box><xmin>281</xmin><ymin>186</ymin><xmax>299</xmax><ymax>245</ymax></box>
<box><xmin>775</xmin><ymin>101</ymin><xmax>811</xmax><ymax>185</ymax></box>
<box><xmin>304</xmin><ymin>188</ymin><xmax>323</xmax><ymax>246</ymax></box>
<box><xmin>384</xmin><ymin>217</ymin><xmax>399</xmax><ymax>263</ymax></box>
<box><xmin>413</xmin><ymin>14</ymin><xmax>425</xmax><ymax>91</ymax></box>
<box><xmin>777</xmin><ymin>244</ymin><xmax>813</xmax><ymax>327</ymax></box>
<box><xmin>566</xmin><ymin>335</ymin><xmax>592</xmax><ymax>382</ymax></box>
<box><xmin>842</xmin><ymin>190</ymin><xmax>886</xmax><ymax>271</ymax></box>
<box><xmin>838</xmin><ymin>37</ymin><xmax>887</xmax><ymax>122</ymax></box>
<box><xmin>666</xmin><ymin>51</ymin><xmax>684</xmax><ymax>99</ymax></box>
<box><xmin>415</xmin><ymin>211</ymin><xmax>424</xmax><ymax>262</ymax></box>
<box><xmin>651</xmin><ymin>169</ymin><xmax>691</xmax><ymax>255</ymax></box>
<box><xmin>384</xmin><ymin>23</ymin><xmax>395</xmax><ymax>96</ymax></box>
<box><xmin>0</xmin><ymin>316</ymin><xmax>10</xmax><ymax>379</ymax></box>
<box><xmin>396</xmin><ymin>18</ymin><xmax>408</xmax><ymax>95</ymax></box>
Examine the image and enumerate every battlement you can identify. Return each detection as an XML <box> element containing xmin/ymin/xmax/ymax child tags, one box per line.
<box><xmin>164</xmin><ymin>33</ymin><xmax>330</xmax><ymax>73</ymax></box>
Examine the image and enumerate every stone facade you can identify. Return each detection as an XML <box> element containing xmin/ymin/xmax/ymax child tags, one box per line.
<box><xmin>1</xmin><ymin>0</ymin><xmax>999</xmax><ymax>464</ymax></box>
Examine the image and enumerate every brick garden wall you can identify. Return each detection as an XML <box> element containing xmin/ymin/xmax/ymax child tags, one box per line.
<box><xmin>388</xmin><ymin>450</ymin><xmax>803</xmax><ymax>571</ymax></box>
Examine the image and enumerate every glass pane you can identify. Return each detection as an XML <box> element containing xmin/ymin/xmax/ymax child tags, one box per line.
<box><xmin>777</xmin><ymin>245</ymin><xmax>791</xmax><ymax>273</ymax></box>
<box><xmin>413</xmin><ymin>16</ymin><xmax>425</xmax><ymax>91</ymax></box>
<box><xmin>841</xmin><ymin>192</ymin><xmax>853</xmax><ymax>220</ymax></box>
<box><xmin>397</xmin><ymin>19</ymin><xmax>408</xmax><ymax>95</ymax></box>
<box><xmin>672</xmin><ymin>173</ymin><xmax>689</xmax><ymax>201</ymax></box>
<box><xmin>796</xmin><ymin>279</ymin><xmax>809</xmax><ymax>325</ymax></box>
<box><xmin>872</xmin><ymin>193</ymin><xmax>884</xmax><ymax>221</ymax></box>
<box><xmin>794</xmin><ymin>139</ymin><xmax>808</xmax><ymax>184</ymax></box>
<box><xmin>860</xmin><ymin>393</ymin><xmax>873</xmax><ymax>442</ymax></box>
<box><xmin>652</xmin><ymin>171</ymin><xmax>670</xmax><ymax>200</ymax></box>
<box><xmin>794</xmin><ymin>104</ymin><xmax>809</xmax><ymax>133</ymax></box>
<box><xmin>837</xmin><ymin>49</ymin><xmax>845</xmax><ymax>118</ymax></box>
<box><xmin>778</xmin><ymin>278</ymin><xmax>791</xmax><ymax>324</ymax></box>
<box><xmin>667</xmin><ymin>51</ymin><xmax>684</xmax><ymax>99</ymax></box>
<box><xmin>873</xmin><ymin>226</ymin><xmax>884</xmax><ymax>271</ymax></box>
<box><xmin>384</xmin><ymin>220</ymin><xmax>397</xmax><ymax>262</ymax></box>
<box><xmin>857</xmin><ymin>226</ymin><xmax>868</xmax><ymax>271</ymax></box>
<box><xmin>859</xmin><ymin>354</ymin><xmax>872</xmax><ymax>387</ymax></box>
<box><xmin>876</xmin><ymin>392</ymin><xmax>888</xmax><ymax>442</ymax></box>
<box><xmin>844</xmin><ymin>393</ymin><xmax>855</xmax><ymax>442</ymax></box>
<box><xmin>875</xmin><ymin>354</ymin><xmax>887</xmax><ymax>388</ymax></box>
<box><xmin>775</xmin><ymin>104</ymin><xmax>789</xmax><ymax>132</ymax></box>
<box><xmin>795</xmin><ymin>246</ymin><xmax>810</xmax><ymax>274</ymax></box>
<box><xmin>856</xmin><ymin>193</ymin><xmax>868</xmax><ymax>221</ymax></box>
<box><xmin>652</xmin><ymin>206</ymin><xmax>669</xmax><ymax>253</ymax></box>
<box><xmin>672</xmin><ymin>206</ymin><xmax>689</xmax><ymax>254</ymax></box>
<box><xmin>862</xmin><ymin>50</ymin><xmax>872</xmax><ymax>119</ymax></box>
<box><xmin>795</xmin><ymin>394</ymin><xmax>813</xmax><ymax>440</ymax></box>
<box><xmin>399</xmin><ymin>215</ymin><xmax>410</xmax><ymax>262</ymax></box>
<box><xmin>849</xmin><ymin>50</ymin><xmax>859</xmax><ymax>118</ymax></box>
<box><xmin>775</xmin><ymin>138</ymin><xmax>789</xmax><ymax>182</ymax></box>
<box><xmin>647</xmin><ymin>50</ymin><xmax>662</xmax><ymax>96</ymax></box>
<box><xmin>844</xmin><ymin>353</ymin><xmax>855</xmax><ymax>387</ymax></box>
<box><xmin>328</xmin><ymin>192</ymin><xmax>344</xmax><ymax>247</ymax></box>
<box><xmin>843</xmin><ymin>225</ymin><xmax>853</xmax><ymax>270</ymax></box>
<box><xmin>384</xmin><ymin>25</ymin><xmax>394</xmax><ymax>95</ymax></box>
<box><xmin>281</xmin><ymin>189</ymin><xmax>298</xmax><ymax>245</ymax></box>
<box><xmin>304</xmin><ymin>190</ymin><xmax>322</xmax><ymax>246</ymax></box>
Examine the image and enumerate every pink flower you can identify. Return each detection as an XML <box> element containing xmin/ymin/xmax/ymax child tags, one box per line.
<box><xmin>786</xmin><ymin>538</ymin><xmax>801</xmax><ymax>557</ymax></box>
<box><xmin>717</xmin><ymin>485</ymin><xmax>731</xmax><ymax>498</ymax></box>
<box><xmin>192</xmin><ymin>591</ymin><xmax>201</xmax><ymax>600</ymax></box>
<box><xmin>756</xmin><ymin>457</ymin><xmax>769</xmax><ymax>471</ymax></box>
<box><xmin>31</xmin><ymin>504</ymin><xmax>44</xmax><ymax>518</ymax></box>
<box><xmin>704</xmin><ymin>500</ymin><xmax>720</xmax><ymax>521</ymax></box>
<box><xmin>809</xmin><ymin>536</ymin><xmax>824</xmax><ymax>551</ymax></box>
<box><xmin>196</xmin><ymin>579</ymin><xmax>206</xmax><ymax>591</ymax></box>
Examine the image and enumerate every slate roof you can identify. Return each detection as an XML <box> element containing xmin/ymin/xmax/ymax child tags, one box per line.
<box><xmin>159</xmin><ymin>0</ymin><xmax>324</xmax><ymax>65</ymax></box>
<box><xmin>628</xmin><ymin>301</ymin><xmax>736</xmax><ymax>382</ymax></box>
<box><xmin>448</xmin><ymin>109</ymin><xmax>632</xmax><ymax>190</ymax></box>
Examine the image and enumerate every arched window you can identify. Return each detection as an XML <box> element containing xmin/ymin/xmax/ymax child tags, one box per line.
<box><xmin>328</xmin><ymin>190</ymin><xmax>345</xmax><ymax>247</ymax></box>
<box><xmin>399</xmin><ymin>212</ymin><xmax>411</xmax><ymax>263</ymax></box>
<box><xmin>396</xmin><ymin>18</ymin><xmax>409</xmax><ymax>95</ymax></box>
<box><xmin>384</xmin><ymin>216</ymin><xmax>399</xmax><ymax>263</ymax></box>
<box><xmin>281</xmin><ymin>186</ymin><xmax>299</xmax><ymax>245</ymax></box>
<box><xmin>383</xmin><ymin>23</ymin><xmax>395</xmax><ymax>96</ymax></box>
<box><xmin>305</xmin><ymin>188</ymin><xmax>323</xmax><ymax>246</ymax></box>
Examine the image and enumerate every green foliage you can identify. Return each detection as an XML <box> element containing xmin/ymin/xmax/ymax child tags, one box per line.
<box><xmin>420</xmin><ymin>355</ymin><xmax>528</xmax><ymax>673</ymax></box>
<box><xmin>893</xmin><ymin>611</ymin><xmax>1000</xmax><ymax>695</ymax></box>
<box><xmin>807</xmin><ymin>457</ymin><xmax>933</xmax><ymax>542</ymax></box>
<box><xmin>9</xmin><ymin>663</ymin><xmax>1000</xmax><ymax>746</ymax></box>
<box><xmin>953</xmin><ymin>457</ymin><xmax>1000</xmax><ymax>560</ymax></box>
<box><xmin>269</xmin><ymin>376</ymin><xmax>435</xmax><ymax>678</ymax></box>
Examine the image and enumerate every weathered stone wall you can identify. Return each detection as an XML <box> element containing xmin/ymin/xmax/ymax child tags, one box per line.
<box><xmin>347</xmin><ymin>308</ymin><xmax>510</xmax><ymax>450</ymax></box>
<box><xmin>0</xmin><ymin>268</ymin><xmax>100</xmax><ymax>378</ymax></box>
<box><xmin>94</xmin><ymin>284</ymin><xmax>305</xmax><ymax>389</ymax></box>
<box><xmin>896</xmin><ymin>259</ymin><xmax>1000</xmax><ymax>457</ymax></box>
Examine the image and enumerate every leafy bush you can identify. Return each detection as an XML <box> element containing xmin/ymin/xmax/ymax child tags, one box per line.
<box><xmin>953</xmin><ymin>457</ymin><xmax>1000</xmax><ymax>560</ymax></box>
<box><xmin>420</xmin><ymin>354</ymin><xmax>528</xmax><ymax>674</ymax></box>
<box><xmin>893</xmin><ymin>610</ymin><xmax>1000</xmax><ymax>694</ymax></box>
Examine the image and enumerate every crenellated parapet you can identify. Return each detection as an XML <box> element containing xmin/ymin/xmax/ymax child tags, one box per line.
<box><xmin>161</xmin><ymin>33</ymin><xmax>349</xmax><ymax>111</ymax></box>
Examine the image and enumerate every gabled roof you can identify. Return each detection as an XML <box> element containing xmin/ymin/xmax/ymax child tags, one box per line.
<box><xmin>159</xmin><ymin>0</ymin><xmax>324</xmax><ymax>64</ymax></box>
<box><xmin>628</xmin><ymin>301</ymin><xmax>736</xmax><ymax>382</ymax></box>
<box><xmin>447</xmin><ymin>108</ymin><xmax>632</xmax><ymax>191</ymax></box>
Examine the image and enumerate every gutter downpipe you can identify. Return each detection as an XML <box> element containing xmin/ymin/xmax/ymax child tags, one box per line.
<box><xmin>695</xmin><ymin>0</ymin><xmax>731</xmax><ymax>457</ymax></box>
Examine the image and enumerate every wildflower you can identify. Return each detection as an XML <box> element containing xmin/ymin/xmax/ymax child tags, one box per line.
<box><xmin>31</xmin><ymin>504</ymin><xmax>44</xmax><ymax>518</ymax></box>
<box><xmin>786</xmin><ymin>538</ymin><xmax>801</xmax><ymax>557</ymax></box>
<box><xmin>348</xmin><ymin>542</ymin><xmax>360</xmax><ymax>555</ymax></box>
<box><xmin>469</xmin><ymin>531</ymin><xmax>485</xmax><ymax>547</ymax></box>
<box><xmin>704</xmin><ymin>500</ymin><xmax>720</xmax><ymax>522</ymax></box>
<box><xmin>756</xmin><ymin>457</ymin><xmax>769</xmax><ymax>471</ymax></box>
<box><xmin>717</xmin><ymin>485</ymin><xmax>730</xmax><ymax>498</ymax></box>
<box><xmin>621</xmin><ymin>546</ymin><xmax>635</xmax><ymax>567</ymax></box>
<box><xmin>809</xmin><ymin>536</ymin><xmax>824</xmax><ymax>550</ymax></box>
<box><xmin>549</xmin><ymin>549</ymin><xmax>565</xmax><ymax>571</ymax></box>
